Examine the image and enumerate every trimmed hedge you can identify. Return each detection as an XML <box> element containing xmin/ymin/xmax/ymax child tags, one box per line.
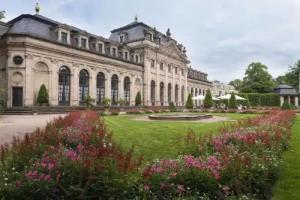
<box><xmin>239</xmin><ymin>93</ymin><xmax>280</xmax><ymax>107</ymax></box>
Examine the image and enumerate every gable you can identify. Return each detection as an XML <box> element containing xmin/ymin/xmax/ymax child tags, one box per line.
<box><xmin>159</xmin><ymin>41</ymin><xmax>189</xmax><ymax>63</ymax></box>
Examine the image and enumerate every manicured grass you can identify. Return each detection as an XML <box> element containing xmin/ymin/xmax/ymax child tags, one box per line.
<box><xmin>272</xmin><ymin>115</ymin><xmax>300</xmax><ymax>200</ymax></box>
<box><xmin>103</xmin><ymin>113</ymin><xmax>255</xmax><ymax>162</ymax></box>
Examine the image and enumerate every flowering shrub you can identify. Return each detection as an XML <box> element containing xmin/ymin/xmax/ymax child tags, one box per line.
<box><xmin>0</xmin><ymin>111</ymin><xmax>142</xmax><ymax>199</ymax></box>
<box><xmin>142</xmin><ymin>110</ymin><xmax>295</xmax><ymax>199</ymax></box>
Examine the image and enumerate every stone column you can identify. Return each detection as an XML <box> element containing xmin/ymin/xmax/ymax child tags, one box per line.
<box><xmin>71</xmin><ymin>66</ymin><xmax>79</xmax><ymax>106</ymax></box>
<box><xmin>130</xmin><ymin>75</ymin><xmax>135</xmax><ymax>106</ymax></box>
<box><xmin>105</xmin><ymin>71</ymin><xmax>111</xmax><ymax>100</ymax></box>
<box><xmin>24</xmin><ymin>55</ymin><xmax>34</xmax><ymax>106</ymax></box>
<box><xmin>119</xmin><ymin>74</ymin><xmax>124</xmax><ymax>102</ymax></box>
<box><xmin>295</xmin><ymin>96</ymin><xmax>299</xmax><ymax>107</ymax></box>
<box><xmin>50</xmin><ymin>62</ymin><xmax>58</xmax><ymax>106</ymax></box>
<box><xmin>143</xmin><ymin>59</ymin><xmax>150</xmax><ymax>106</ymax></box>
<box><xmin>90</xmin><ymin>70</ymin><xmax>96</xmax><ymax>105</ymax></box>
<box><xmin>288</xmin><ymin>96</ymin><xmax>291</xmax><ymax>104</ymax></box>
<box><xmin>280</xmin><ymin>96</ymin><xmax>284</xmax><ymax>106</ymax></box>
<box><xmin>155</xmin><ymin>61</ymin><xmax>160</xmax><ymax>106</ymax></box>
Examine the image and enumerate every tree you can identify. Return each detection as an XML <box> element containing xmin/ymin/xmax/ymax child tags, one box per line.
<box><xmin>240</xmin><ymin>62</ymin><xmax>275</xmax><ymax>93</ymax></box>
<box><xmin>169</xmin><ymin>101</ymin><xmax>176</xmax><ymax>112</ymax></box>
<box><xmin>135</xmin><ymin>92</ymin><xmax>142</xmax><ymax>106</ymax></box>
<box><xmin>0</xmin><ymin>11</ymin><xmax>5</xmax><ymax>21</ymax></box>
<box><xmin>282</xmin><ymin>60</ymin><xmax>300</xmax><ymax>92</ymax></box>
<box><xmin>229</xmin><ymin>79</ymin><xmax>243</xmax><ymax>91</ymax></box>
<box><xmin>228</xmin><ymin>92</ymin><xmax>237</xmax><ymax>109</ymax></box>
<box><xmin>37</xmin><ymin>84</ymin><xmax>49</xmax><ymax>105</ymax></box>
<box><xmin>185</xmin><ymin>94</ymin><xmax>193</xmax><ymax>109</ymax></box>
<box><xmin>203</xmin><ymin>90</ymin><xmax>213</xmax><ymax>108</ymax></box>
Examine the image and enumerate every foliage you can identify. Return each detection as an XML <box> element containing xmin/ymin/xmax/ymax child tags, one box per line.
<box><xmin>228</xmin><ymin>92</ymin><xmax>237</xmax><ymax>109</ymax></box>
<box><xmin>83</xmin><ymin>95</ymin><xmax>95</xmax><ymax>108</ymax></box>
<box><xmin>275</xmin><ymin>60</ymin><xmax>300</xmax><ymax>92</ymax></box>
<box><xmin>239</xmin><ymin>93</ymin><xmax>280</xmax><ymax>107</ymax></box>
<box><xmin>102</xmin><ymin>98</ymin><xmax>111</xmax><ymax>109</ymax></box>
<box><xmin>281</xmin><ymin>101</ymin><xmax>296</xmax><ymax>110</ymax></box>
<box><xmin>229</xmin><ymin>79</ymin><xmax>243</xmax><ymax>91</ymax></box>
<box><xmin>37</xmin><ymin>84</ymin><xmax>49</xmax><ymax>105</ymax></box>
<box><xmin>169</xmin><ymin>101</ymin><xmax>177</xmax><ymax>112</ymax></box>
<box><xmin>118</xmin><ymin>98</ymin><xmax>129</xmax><ymax>106</ymax></box>
<box><xmin>143</xmin><ymin>110</ymin><xmax>295</xmax><ymax>199</ymax></box>
<box><xmin>185</xmin><ymin>94</ymin><xmax>194</xmax><ymax>109</ymax></box>
<box><xmin>0</xmin><ymin>111</ymin><xmax>142</xmax><ymax>199</ymax></box>
<box><xmin>135</xmin><ymin>92</ymin><xmax>142</xmax><ymax>106</ymax></box>
<box><xmin>240</xmin><ymin>62</ymin><xmax>276</xmax><ymax>93</ymax></box>
<box><xmin>203</xmin><ymin>90</ymin><xmax>213</xmax><ymax>109</ymax></box>
<box><xmin>0</xmin><ymin>11</ymin><xmax>5</xmax><ymax>21</ymax></box>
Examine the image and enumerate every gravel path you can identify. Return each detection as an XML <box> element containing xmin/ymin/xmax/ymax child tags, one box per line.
<box><xmin>0</xmin><ymin>114</ymin><xmax>65</xmax><ymax>145</ymax></box>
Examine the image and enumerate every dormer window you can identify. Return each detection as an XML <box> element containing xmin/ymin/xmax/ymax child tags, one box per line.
<box><xmin>160</xmin><ymin>62</ymin><xmax>164</xmax><ymax>70</ymax></box>
<box><xmin>124</xmin><ymin>51</ymin><xmax>129</xmax><ymax>60</ymax></box>
<box><xmin>112</xmin><ymin>48</ymin><xmax>117</xmax><ymax>56</ymax></box>
<box><xmin>61</xmin><ymin>32</ymin><xmax>68</xmax><ymax>44</ymax></box>
<box><xmin>98</xmin><ymin>43</ymin><xmax>103</xmax><ymax>53</ymax></box>
<box><xmin>81</xmin><ymin>38</ymin><xmax>87</xmax><ymax>49</ymax></box>
<box><xmin>135</xmin><ymin>55</ymin><xmax>139</xmax><ymax>63</ymax></box>
<box><xmin>120</xmin><ymin>35</ymin><xmax>124</xmax><ymax>43</ymax></box>
<box><xmin>157</xmin><ymin>37</ymin><xmax>161</xmax><ymax>44</ymax></box>
<box><xmin>149</xmin><ymin>33</ymin><xmax>154</xmax><ymax>41</ymax></box>
<box><xmin>175</xmin><ymin>67</ymin><xmax>178</xmax><ymax>74</ymax></box>
<box><xmin>168</xmin><ymin>64</ymin><xmax>172</xmax><ymax>72</ymax></box>
<box><xmin>151</xmin><ymin>59</ymin><xmax>155</xmax><ymax>68</ymax></box>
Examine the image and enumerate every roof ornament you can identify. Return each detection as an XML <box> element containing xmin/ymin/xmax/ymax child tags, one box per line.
<box><xmin>166</xmin><ymin>28</ymin><xmax>171</xmax><ymax>37</ymax></box>
<box><xmin>134</xmin><ymin>15</ymin><xmax>138</xmax><ymax>23</ymax></box>
<box><xmin>35</xmin><ymin>2</ymin><xmax>40</xmax><ymax>14</ymax></box>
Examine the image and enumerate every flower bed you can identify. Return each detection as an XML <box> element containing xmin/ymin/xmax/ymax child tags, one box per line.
<box><xmin>0</xmin><ymin>111</ymin><xmax>142</xmax><ymax>199</ymax></box>
<box><xmin>142</xmin><ymin>110</ymin><xmax>295</xmax><ymax>199</ymax></box>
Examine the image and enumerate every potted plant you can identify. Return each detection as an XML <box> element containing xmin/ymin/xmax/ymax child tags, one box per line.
<box><xmin>84</xmin><ymin>95</ymin><xmax>95</xmax><ymax>109</ymax></box>
<box><xmin>102</xmin><ymin>98</ymin><xmax>111</xmax><ymax>113</ymax></box>
<box><xmin>37</xmin><ymin>84</ymin><xmax>49</xmax><ymax>106</ymax></box>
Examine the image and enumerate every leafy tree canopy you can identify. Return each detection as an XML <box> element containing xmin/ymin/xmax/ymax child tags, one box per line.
<box><xmin>240</xmin><ymin>62</ymin><xmax>275</xmax><ymax>93</ymax></box>
<box><xmin>275</xmin><ymin>60</ymin><xmax>300</xmax><ymax>92</ymax></box>
<box><xmin>0</xmin><ymin>11</ymin><xmax>5</xmax><ymax>21</ymax></box>
<box><xmin>229</xmin><ymin>79</ymin><xmax>243</xmax><ymax>91</ymax></box>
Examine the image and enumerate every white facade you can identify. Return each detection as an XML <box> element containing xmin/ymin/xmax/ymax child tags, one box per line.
<box><xmin>212</xmin><ymin>80</ymin><xmax>237</xmax><ymax>97</ymax></box>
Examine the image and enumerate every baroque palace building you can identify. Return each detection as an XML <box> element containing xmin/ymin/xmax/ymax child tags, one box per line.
<box><xmin>0</xmin><ymin>14</ymin><xmax>212</xmax><ymax>108</ymax></box>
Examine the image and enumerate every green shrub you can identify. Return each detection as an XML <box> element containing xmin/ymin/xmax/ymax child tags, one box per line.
<box><xmin>135</xmin><ymin>92</ymin><xmax>142</xmax><ymax>106</ymax></box>
<box><xmin>37</xmin><ymin>84</ymin><xmax>49</xmax><ymax>105</ymax></box>
<box><xmin>102</xmin><ymin>98</ymin><xmax>111</xmax><ymax>109</ymax></box>
<box><xmin>186</xmin><ymin>94</ymin><xmax>194</xmax><ymax>109</ymax></box>
<box><xmin>203</xmin><ymin>90</ymin><xmax>213</xmax><ymax>109</ymax></box>
<box><xmin>228</xmin><ymin>93</ymin><xmax>237</xmax><ymax>109</ymax></box>
<box><xmin>281</xmin><ymin>101</ymin><xmax>296</xmax><ymax>110</ymax></box>
<box><xmin>239</xmin><ymin>93</ymin><xmax>280</xmax><ymax>107</ymax></box>
<box><xmin>169</xmin><ymin>101</ymin><xmax>177</xmax><ymax>112</ymax></box>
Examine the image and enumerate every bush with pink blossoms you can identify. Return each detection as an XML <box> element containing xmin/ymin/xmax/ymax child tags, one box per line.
<box><xmin>142</xmin><ymin>110</ymin><xmax>295</xmax><ymax>199</ymax></box>
<box><xmin>0</xmin><ymin>111</ymin><xmax>142</xmax><ymax>199</ymax></box>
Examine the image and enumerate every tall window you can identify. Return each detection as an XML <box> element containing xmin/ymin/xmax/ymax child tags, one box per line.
<box><xmin>81</xmin><ymin>38</ymin><xmax>87</xmax><ymax>48</ymax></box>
<box><xmin>160</xmin><ymin>62</ymin><xmax>164</xmax><ymax>70</ymax></box>
<box><xmin>96</xmin><ymin>72</ymin><xmax>105</xmax><ymax>105</ymax></box>
<box><xmin>112</xmin><ymin>48</ymin><xmax>117</xmax><ymax>57</ymax></box>
<box><xmin>125</xmin><ymin>52</ymin><xmax>129</xmax><ymax>60</ymax></box>
<box><xmin>160</xmin><ymin>82</ymin><xmax>164</xmax><ymax>106</ymax></box>
<box><xmin>168</xmin><ymin>83</ymin><xmax>172</xmax><ymax>103</ymax></box>
<box><xmin>111</xmin><ymin>74</ymin><xmax>119</xmax><ymax>105</ymax></box>
<box><xmin>175</xmin><ymin>67</ymin><xmax>178</xmax><ymax>74</ymax></box>
<box><xmin>124</xmin><ymin>77</ymin><xmax>130</xmax><ymax>103</ymax></box>
<box><xmin>181</xmin><ymin>69</ymin><xmax>184</xmax><ymax>76</ymax></box>
<box><xmin>61</xmin><ymin>32</ymin><xmax>68</xmax><ymax>44</ymax></box>
<box><xmin>175</xmin><ymin>84</ymin><xmax>179</xmax><ymax>105</ymax></box>
<box><xmin>79</xmin><ymin>69</ymin><xmax>89</xmax><ymax>105</ymax></box>
<box><xmin>151</xmin><ymin>80</ymin><xmax>156</xmax><ymax>106</ymax></box>
<box><xmin>58</xmin><ymin>66</ymin><xmax>70</xmax><ymax>105</ymax></box>
<box><xmin>168</xmin><ymin>64</ymin><xmax>172</xmax><ymax>73</ymax></box>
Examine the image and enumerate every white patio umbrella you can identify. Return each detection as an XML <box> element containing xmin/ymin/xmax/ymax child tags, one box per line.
<box><xmin>192</xmin><ymin>95</ymin><xmax>205</xmax><ymax>100</ymax></box>
<box><xmin>218</xmin><ymin>94</ymin><xmax>246</xmax><ymax>101</ymax></box>
<box><xmin>212</xmin><ymin>96</ymin><xmax>220</xmax><ymax>101</ymax></box>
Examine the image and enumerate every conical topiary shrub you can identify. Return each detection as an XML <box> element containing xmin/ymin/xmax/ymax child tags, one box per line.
<box><xmin>135</xmin><ymin>91</ymin><xmax>142</xmax><ymax>106</ymax></box>
<box><xmin>203</xmin><ymin>90</ymin><xmax>213</xmax><ymax>108</ymax></box>
<box><xmin>186</xmin><ymin>94</ymin><xmax>194</xmax><ymax>109</ymax></box>
<box><xmin>228</xmin><ymin>92</ymin><xmax>237</xmax><ymax>109</ymax></box>
<box><xmin>37</xmin><ymin>84</ymin><xmax>49</xmax><ymax>105</ymax></box>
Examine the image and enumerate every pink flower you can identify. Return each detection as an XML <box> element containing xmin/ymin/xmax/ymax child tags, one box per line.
<box><xmin>143</xmin><ymin>184</ymin><xmax>150</xmax><ymax>191</ymax></box>
<box><xmin>177</xmin><ymin>184</ymin><xmax>185</xmax><ymax>193</ymax></box>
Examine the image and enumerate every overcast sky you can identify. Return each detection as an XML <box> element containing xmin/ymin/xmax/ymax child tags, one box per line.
<box><xmin>1</xmin><ymin>0</ymin><xmax>300</xmax><ymax>83</ymax></box>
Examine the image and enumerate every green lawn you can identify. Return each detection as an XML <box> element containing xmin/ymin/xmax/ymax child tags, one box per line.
<box><xmin>272</xmin><ymin>115</ymin><xmax>300</xmax><ymax>200</ymax></box>
<box><xmin>103</xmin><ymin>113</ymin><xmax>255</xmax><ymax>162</ymax></box>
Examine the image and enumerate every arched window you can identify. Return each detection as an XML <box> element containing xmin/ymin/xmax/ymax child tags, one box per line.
<box><xmin>175</xmin><ymin>84</ymin><xmax>179</xmax><ymax>105</ymax></box>
<box><xmin>111</xmin><ymin>74</ymin><xmax>119</xmax><ymax>105</ymax></box>
<box><xmin>124</xmin><ymin>77</ymin><xmax>130</xmax><ymax>103</ymax></box>
<box><xmin>168</xmin><ymin>83</ymin><xmax>172</xmax><ymax>103</ymax></box>
<box><xmin>79</xmin><ymin>69</ymin><xmax>89</xmax><ymax>105</ymax></box>
<box><xmin>160</xmin><ymin>82</ymin><xmax>164</xmax><ymax>106</ymax></box>
<box><xmin>181</xmin><ymin>86</ymin><xmax>185</xmax><ymax>105</ymax></box>
<box><xmin>151</xmin><ymin>80</ymin><xmax>156</xmax><ymax>106</ymax></box>
<box><xmin>96</xmin><ymin>72</ymin><xmax>105</xmax><ymax>105</ymax></box>
<box><xmin>58</xmin><ymin>66</ymin><xmax>71</xmax><ymax>105</ymax></box>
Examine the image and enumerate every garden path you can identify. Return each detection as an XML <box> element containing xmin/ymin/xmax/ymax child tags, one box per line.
<box><xmin>0</xmin><ymin>114</ymin><xmax>65</xmax><ymax>144</ymax></box>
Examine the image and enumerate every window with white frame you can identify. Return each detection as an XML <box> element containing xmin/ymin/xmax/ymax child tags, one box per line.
<box><xmin>61</xmin><ymin>32</ymin><xmax>68</xmax><ymax>44</ymax></box>
<box><xmin>160</xmin><ymin>62</ymin><xmax>164</xmax><ymax>70</ymax></box>
<box><xmin>112</xmin><ymin>48</ymin><xmax>117</xmax><ymax>56</ymax></box>
<box><xmin>81</xmin><ymin>38</ymin><xmax>87</xmax><ymax>48</ymax></box>
<box><xmin>120</xmin><ymin>35</ymin><xmax>124</xmax><ymax>43</ymax></box>
<box><xmin>151</xmin><ymin>59</ymin><xmax>155</xmax><ymax>68</ymax></box>
<box><xmin>98</xmin><ymin>43</ymin><xmax>103</xmax><ymax>53</ymax></box>
<box><xmin>124</xmin><ymin>51</ymin><xmax>129</xmax><ymax>60</ymax></box>
<box><xmin>135</xmin><ymin>55</ymin><xmax>139</xmax><ymax>63</ymax></box>
<box><xmin>175</xmin><ymin>67</ymin><xmax>178</xmax><ymax>74</ymax></box>
<box><xmin>168</xmin><ymin>64</ymin><xmax>172</xmax><ymax>72</ymax></box>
